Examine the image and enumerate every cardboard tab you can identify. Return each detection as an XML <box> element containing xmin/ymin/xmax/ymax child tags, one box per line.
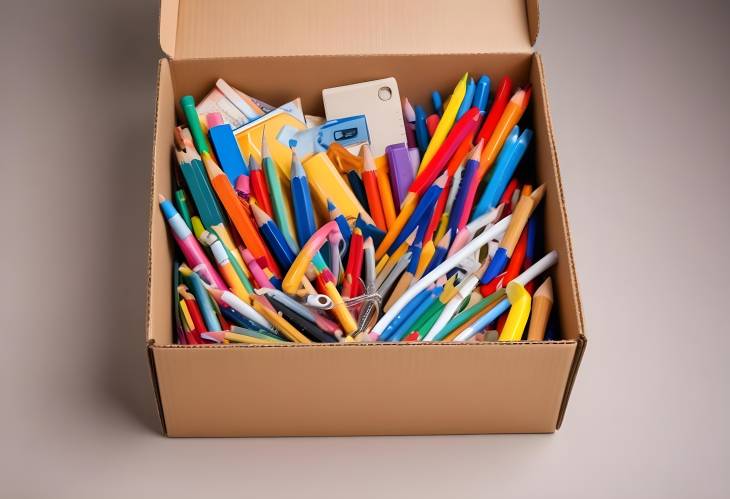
<box><xmin>159</xmin><ymin>0</ymin><xmax>539</xmax><ymax>60</ymax></box>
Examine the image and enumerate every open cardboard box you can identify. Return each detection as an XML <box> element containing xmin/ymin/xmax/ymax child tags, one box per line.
<box><xmin>147</xmin><ymin>0</ymin><xmax>586</xmax><ymax>437</ymax></box>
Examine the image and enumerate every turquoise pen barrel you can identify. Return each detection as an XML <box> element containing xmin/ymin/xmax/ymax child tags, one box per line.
<box><xmin>180</xmin><ymin>95</ymin><xmax>210</xmax><ymax>155</ymax></box>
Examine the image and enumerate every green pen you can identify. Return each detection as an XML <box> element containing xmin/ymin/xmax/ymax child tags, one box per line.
<box><xmin>174</xmin><ymin>189</ymin><xmax>193</xmax><ymax>230</ymax></box>
<box><xmin>181</xmin><ymin>95</ymin><xmax>210</xmax><ymax>155</ymax></box>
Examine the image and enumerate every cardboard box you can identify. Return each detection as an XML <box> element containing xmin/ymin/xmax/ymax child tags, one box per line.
<box><xmin>147</xmin><ymin>0</ymin><xmax>587</xmax><ymax>437</ymax></box>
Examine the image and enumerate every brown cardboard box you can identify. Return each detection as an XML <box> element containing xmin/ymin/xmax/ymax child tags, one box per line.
<box><xmin>147</xmin><ymin>0</ymin><xmax>586</xmax><ymax>437</ymax></box>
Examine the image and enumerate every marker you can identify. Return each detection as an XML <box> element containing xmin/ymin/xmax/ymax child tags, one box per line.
<box><xmin>475</xmin><ymin>76</ymin><xmax>512</xmax><ymax>145</ymax></box>
<box><xmin>431</xmin><ymin>91</ymin><xmax>443</xmax><ymax>116</ymax></box>
<box><xmin>180</xmin><ymin>95</ymin><xmax>210</xmax><ymax>155</ymax></box>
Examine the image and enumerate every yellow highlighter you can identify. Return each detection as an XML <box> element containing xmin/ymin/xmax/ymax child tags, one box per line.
<box><xmin>418</xmin><ymin>73</ymin><xmax>469</xmax><ymax>174</ymax></box>
<box><xmin>499</xmin><ymin>281</ymin><xmax>532</xmax><ymax>342</ymax></box>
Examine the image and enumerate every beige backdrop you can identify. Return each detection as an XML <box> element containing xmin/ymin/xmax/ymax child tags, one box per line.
<box><xmin>1</xmin><ymin>0</ymin><xmax>729</xmax><ymax>497</ymax></box>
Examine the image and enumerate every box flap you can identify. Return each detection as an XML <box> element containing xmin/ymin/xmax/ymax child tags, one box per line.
<box><xmin>159</xmin><ymin>0</ymin><xmax>539</xmax><ymax>60</ymax></box>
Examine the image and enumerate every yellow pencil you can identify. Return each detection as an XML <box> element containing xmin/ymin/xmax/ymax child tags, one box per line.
<box><xmin>415</xmin><ymin>240</ymin><xmax>435</xmax><ymax>278</ymax></box>
<box><xmin>252</xmin><ymin>296</ymin><xmax>311</xmax><ymax>343</ymax></box>
<box><xmin>418</xmin><ymin>73</ymin><xmax>469</xmax><ymax>174</ymax></box>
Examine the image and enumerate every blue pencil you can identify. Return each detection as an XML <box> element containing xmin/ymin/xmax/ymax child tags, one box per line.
<box><xmin>251</xmin><ymin>203</ymin><xmax>297</xmax><ymax>270</ymax></box>
<box><xmin>448</xmin><ymin>141</ymin><xmax>483</xmax><ymax>236</ymax></box>
<box><xmin>290</xmin><ymin>151</ymin><xmax>317</xmax><ymax>245</ymax></box>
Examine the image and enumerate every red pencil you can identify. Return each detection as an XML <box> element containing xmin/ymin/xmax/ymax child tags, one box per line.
<box><xmin>360</xmin><ymin>145</ymin><xmax>387</xmax><ymax>231</ymax></box>
<box><xmin>409</xmin><ymin>108</ymin><xmax>480</xmax><ymax>196</ymax></box>
<box><xmin>475</xmin><ymin>76</ymin><xmax>513</xmax><ymax>145</ymax></box>
<box><xmin>247</xmin><ymin>154</ymin><xmax>273</xmax><ymax>218</ymax></box>
<box><xmin>342</xmin><ymin>229</ymin><xmax>364</xmax><ymax>299</ymax></box>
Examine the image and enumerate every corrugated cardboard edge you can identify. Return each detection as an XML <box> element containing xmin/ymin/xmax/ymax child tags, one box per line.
<box><xmin>146</xmin><ymin>59</ymin><xmax>168</xmax><ymax>435</ymax></box>
<box><xmin>526</xmin><ymin>0</ymin><xmax>540</xmax><ymax>46</ymax></box>
<box><xmin>532</xmin><ymin>52</ymin><xmax>587</xmax><ymax>428</ymax></box>
<box><xmin>159</xmin><ymin>0</ymin><xmax>178</xmax><ymax>58</ymax></box>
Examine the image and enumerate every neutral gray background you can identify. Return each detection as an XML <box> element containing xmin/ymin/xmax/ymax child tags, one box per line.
<box><xmin>2</xmin><ymin>0</ymin><xmax>728</xmax><ymax>497</ymax></box>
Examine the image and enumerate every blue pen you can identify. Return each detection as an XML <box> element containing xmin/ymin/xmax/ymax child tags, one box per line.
<box><xmin>431</xmin><ymin>91</ymin><xmax>443</xmax><ymax>116</ymax></box>
<box><xmin>379</xmin><ymin>284</ymin><xmax>431</xmax><ymax>341</ymax></box>
<box><xmin>472</xmin><ymin>127</ymin><xmax>532</xmax><ymax>220</ymax></box>
<box><xmin>183</xmin><ymin>269</ymin><xmax>221</xmax><ymax>332</ymax></box>
<box><xmin>472</xmin><ymin>75</ymin><xmax>491</xmax><ymax>113</ymax></box>
<box><xmin>414</xmin><ymin>106</ymin><xmax>430</xmax><ymax>156</ymax></box>
<box><xmin>389</xmin><ymin>286</ymin><xmax>444</xmax><ymax>342</ymax></box>
<box><xmin>251</xmin><ymin>203</ymin><xmax>297</xmax><ymax>270</ymax></box>
<box><xmin>290</xmin><ymin>152</ymin><xmax>317</xmax><ymax>245</ymax></box>
<box><xmin>456</xmin><ymin>78</ymin><xmax>476</xmax><ymax>120</ymax></box>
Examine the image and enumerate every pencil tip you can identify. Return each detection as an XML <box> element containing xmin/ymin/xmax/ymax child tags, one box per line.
<box><xmin>201</xmin><ymin>331</ymin><xmax>225</xmax><ymax>343</ymax></box>
<box><xmin>470</xmin><ymin>139</ymin><xmax>484</xmax><ymax>160</ymax></box>
<box><xmin>158</xmin><ymin>194</ymin><xmax>166</xmax><ymax>202</ymax></box>
<box><xmin>261</xmin><ymin>130</ymin><xmax>270</xmax><ymax>158</ymax></box>
<box><xmin>290</xmin><ymin>150</ymin><xmax>305</xmax><ymax>177</ymax></box>
<box><xmin>248</xmin><ymin>154</ymin><xmax>260</xmax><ymax>171</ymax></box>
<box><xmin>250</xmin><ymin>202</ymin><xmax>267</xmax><ymax>225</ymax></box>
<box><xmin>327</xmin><ymin>199</ymin><xmax>336</xmax><ymax>211</ymax></box>
<box><xmin>360</xmin><ymin>144</ymin><xmax>375</xmax><ymax>170</ymax></box>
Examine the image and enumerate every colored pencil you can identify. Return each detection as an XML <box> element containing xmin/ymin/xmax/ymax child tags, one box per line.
<box><xmin>251</xmin><ymin>203</ymin><xmax>297</xmax><ymax>270</ymax></box>
<box><xmin>201</xmin><ymin>152</ymin><xmax>280</xmax><ymax>275</ymax></box>
<box><xmin>290</xmin><ymin>151</ymin><xmax>317</xmax><ymax>245</ymax></box>
<box><xmin>361</xmin><ymin>145</ymin><xmax>387</xmax><ymax>231</ymax></box>
<box><xmin>342</xmin><ymin>228</ymin><xmax>364</xmax><ymax>299</ymax></box>
<box><xmin>248</xmin><ymin>153</ymin><xmax>273</xmax><ymax>217</ymax></box>
<box><xmin>261</xmin><ymin>134</ymin><xmax>298</xmax><ymax>251</ymax></box>
<box><xmin>527</xmin><ymin>277</ymin><xmax>553</xmax><ymax>341</ymax></box>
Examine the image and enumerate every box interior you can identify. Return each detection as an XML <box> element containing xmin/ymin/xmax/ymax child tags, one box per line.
<box><xmin>147</xmin><ymin>52</ymin><xmax>585</xmax><ymax>347</ymax></box>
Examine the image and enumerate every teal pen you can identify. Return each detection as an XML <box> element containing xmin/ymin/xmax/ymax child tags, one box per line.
<box><xmin>183</xmin><ymin>268</ymin><xmax>221</xmax><ymax>332</ymax></box>
<box><xmin>389</xmin><ymin>285</ymin><xmax>444</xmax><ymax>342</ymax></box>
<box><xmin>180</xmin><ymin>95</ymin><xmax>210</xmax><ymax>155</ymax></box>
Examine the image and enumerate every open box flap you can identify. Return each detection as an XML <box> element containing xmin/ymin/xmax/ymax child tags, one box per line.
<box><xmin>159</xmin><ymin>0</ymin><xmax>539</xmax><ymax>60</ymax></box>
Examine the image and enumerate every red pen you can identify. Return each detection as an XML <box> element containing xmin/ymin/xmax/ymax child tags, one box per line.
<box><xmin>409</xmin><ymin>107</ymin><xmax>480</xmax><ymax>196</ymax></box>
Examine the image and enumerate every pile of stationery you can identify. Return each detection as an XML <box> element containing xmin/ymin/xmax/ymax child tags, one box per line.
<box><xmin>162</xmin><ymin>73</ymin><xmax>560</xmax><ymax>345</ymax></box>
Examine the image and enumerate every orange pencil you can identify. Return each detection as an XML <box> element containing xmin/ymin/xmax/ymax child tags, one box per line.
<box><xmin>374</xmin><ymin>155</ymin><xmax>396</xmax><ymax>224</ymax></box>
<box><xmin>201</xmin><ymin>152</ymin><xmax>281</xmax><ymax>276</ymax></box>
<box><xmin>360</xmin><ymin>145</ymin><xmax>387</xmax><ymax>231</ymax></box>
